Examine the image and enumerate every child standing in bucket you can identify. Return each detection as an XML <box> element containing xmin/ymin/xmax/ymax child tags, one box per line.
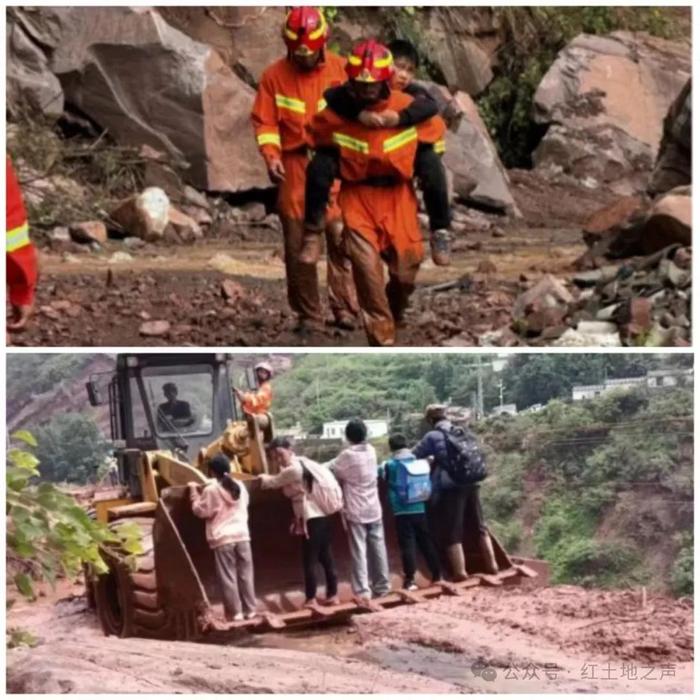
<box><xmin>189</xmin><ymin>453</ymin><xmax>258</xmax><ymax>621</ymax></box>
<box><xmin>379</xmin><ymin>433</ymin><xmax>441</xmax><ymax>590</ymax></box>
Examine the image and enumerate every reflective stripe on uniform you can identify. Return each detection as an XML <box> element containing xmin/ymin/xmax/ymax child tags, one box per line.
<box><xmin>257</xmin><ymin>132</ymin><xmax>282</xmax><ymax>147</ymax></box>
<box><xmin>6</xmin><ymin>222</ymin><xmax>30</xmax><ymax>252</ymax></box>
<box><xmin>317</xmin><ymin>98</ymin><xmax>327</xmax><ymax>113</ymax></box>
<box><xmin>332</xmin><ymin>132</ymin><xmax>370</xmax><ymax>154</ymax></box>
<box><xmin>434</xmin><ymin>139</ymin><xmax>446</xmax><ymax>154</ymax></box>
<box><xmin>275</xmin><ymin>94</ymin><xmax>306</xmax><ymax>114</ymax></box>
<box><xmin>383</xmin><ymin>127</ymin><xmax>418</xmax><ymax>153</ymax></box>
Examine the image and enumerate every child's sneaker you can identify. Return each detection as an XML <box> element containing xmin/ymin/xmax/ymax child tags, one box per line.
<box><xmin>430</xmin><ymin>229</ymin><xmax>451</xmax><ymax>266</ymax></box>
<box><xmin>244</xmin><ymin>611</ymin><xmax>258</xmax><ymax>621</ymax></box>
<box><xmin>403</xmin><ymin>579</ymin><xmax>418</xmax><ymax>592</ymax></box>
<box><xmin>233</xmin><ymin>612</ymin><xmax>244</xmax><ymax>622</ymax></box>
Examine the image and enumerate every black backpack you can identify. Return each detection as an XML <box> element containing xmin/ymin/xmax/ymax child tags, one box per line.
<box><xmin>440</xmin><ymin>425</ymin><xmax>488</xmax><ymax>484</ymax></box>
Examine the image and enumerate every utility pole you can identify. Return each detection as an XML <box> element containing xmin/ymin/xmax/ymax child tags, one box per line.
<box><xmin>476</xmin><ymin>363</ymin><xmax>484</xmax><ymax>419</ymax></box>
<box><xmin>460</xmin><ymin>359</ymin><xmax>492</xmax><ymax>420</ymax></box>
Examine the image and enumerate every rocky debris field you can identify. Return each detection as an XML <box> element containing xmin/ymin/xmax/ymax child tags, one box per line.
<box><xmin>6</xmin><ymin>580</ymin><xmax>693</xmax><ymax>693</ymax></box>
<box><xmin>10</xmin><ymin>173</ymin><xmax>619</xmax><ymax>348</ymax></box>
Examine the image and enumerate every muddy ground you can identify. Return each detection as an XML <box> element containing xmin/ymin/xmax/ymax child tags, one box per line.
<box><xmin>10</xmin><ymin>171</ymin><xmax>618</xmax><ymax>347</ymax></box>
<box><xmin>6</xmin><ymin>579</ymin><xmax>692</xmax><ymax>693</ymax></box>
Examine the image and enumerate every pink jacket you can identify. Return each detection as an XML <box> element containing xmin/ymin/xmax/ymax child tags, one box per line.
<box><xmin>191</xmin><ymin>480</ymin><xmax>250</xmax><ymax>549</ymax></box>
<box><xmin>259</xmin><ymin>456</ymin><xmax>325</xmax><ymax>521</ymax></box>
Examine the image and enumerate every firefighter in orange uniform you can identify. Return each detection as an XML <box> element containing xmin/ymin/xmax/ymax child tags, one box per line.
<box><xmin>251</xmin><ymin>7</ymin><xmax>358</xmax><ymax>332</ymax></box>
<box><xmin>6</xmin><ymin>157</ymin><xmax>38</xmax><ymax>336</ymax></box>
<box><xmin>303</xmin><ymin>40</ymin><xmax>446</xmax><ymax>346</ymax></box>
<box><xmin>234</xmin><ymin>362</ymin><xmax>274</xmax><ymax>416</ymax></box>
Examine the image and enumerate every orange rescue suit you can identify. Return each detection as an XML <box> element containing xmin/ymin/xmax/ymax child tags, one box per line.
<box><xmin>240</xmin><ymin>381</ymin><xmax>273</xmax><ymax>415</ymax></box>
<box><xmin>6</xmin><ymin>157</ymin><xmax>38</xmax><ymax>307</ymax></box>
<box><xmin>251</xmin><ymin>53</ymin><xmax>346</xmax><ymax>220</ymax></box>
<box><xmin>308</xmin><ymin>90</ymin><xmax>446</xmax><ymax>258</ymax></box>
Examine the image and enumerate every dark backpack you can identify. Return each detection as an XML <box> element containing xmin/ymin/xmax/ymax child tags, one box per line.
<box><xmin>440</xmin><ymin>425</ymin><xmax>487</xmax><ymax>484</ymax></box>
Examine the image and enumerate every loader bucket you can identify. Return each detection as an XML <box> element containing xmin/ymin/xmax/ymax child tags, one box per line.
<box><xmin>152</xmin><ymin>479</ymin><xmax>545</xmax><ymax>637</ymax></box>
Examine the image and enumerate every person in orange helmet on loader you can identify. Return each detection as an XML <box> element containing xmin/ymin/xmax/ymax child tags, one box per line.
<box><xmin>6</xmin><ymin>156</ymin><xmax>38</xmax><ymax>339</ymax></box>
<box><xmin>251</xmin><ymin>7</ymin><xmax>358</xmax><ymax>334</ymax></box>
<box><xmin>303</xmin><ymin>40</ymin><xmax>446</xmax><ymax>346</ymax></box>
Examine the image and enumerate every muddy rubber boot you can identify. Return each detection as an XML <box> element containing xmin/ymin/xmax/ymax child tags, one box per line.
<box><xmin>479</xmin><ymin>532</ymin><xmax>499</xmax><ymax>575</ymax></box>
<box><xmin>298</xmin><ymin>232</ymin><xmax>322</xmax><ymax>265</ymax></box>
<box><xmin>430</xmin><ymin>229</ymin><xmax>451</xmax><ymax>266</ymax></box>
<box><xmin>447</xmin><ymin>543</ymin><xmax>468</xmax><ymax>581</ymax></box>
<box><xmin>334</xmin><ymin>310</ymin><xmax>356</xmax><ymax>331</ymax></box>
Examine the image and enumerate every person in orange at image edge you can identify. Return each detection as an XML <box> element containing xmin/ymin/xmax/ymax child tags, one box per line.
<box><xmin>304</xmin><ymin>40</ymin><xmax>446</xmax><ymax>346</ymax></box>
<box><xmin>6</xmin><ymin>156</ymin><xmax>38</xmax><ymax>339</ymax></box>
<box><xmin>251</xmin><ymin>7</ymin><xmax>358</xmax><ymax>334</ymax></box>
<box><xmin>234</xmin><ymin>362</ymin><xmax>274</xmax><ymax>416</ymax></box>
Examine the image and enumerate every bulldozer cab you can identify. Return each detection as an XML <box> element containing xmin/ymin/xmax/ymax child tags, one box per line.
<box><xmin>109</xmin><ymin>353</ymin><xmax>235</xmax><ymax>461</ymax></box>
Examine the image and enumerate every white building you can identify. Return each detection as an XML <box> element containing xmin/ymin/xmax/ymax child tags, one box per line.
<box><xmin>490</xmin><ymin>403</ymin><xmax>517</xmax><ymax>417</ymax></box>
<box><xmin>572</xmin><ymin>368</ymin><xmax>693</xmax><ymax>401</ymax></box>
<box><xmin>322</xmin><ymin>419</ymin><xmax>389</xmax><ymax>440</ymax></box>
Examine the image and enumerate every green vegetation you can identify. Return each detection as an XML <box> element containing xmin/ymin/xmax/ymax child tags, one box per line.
<box><xmin>6</xmin><ymin>353</ymin><xmax>97</xmax><ymax>399</ymax></box>
<box><xmin>273</xmin><ymin>353</ymin><xmax>691</xmax><ymax>432</ymax></box>
<box><xmin>33</xmin><ymin>413</ymin><xmax>111</xmax><ymax>484</ymax></box>
<box><xmin>7</xmin><ymin>116</ymin><xmax>146</xmax><ymax>232</ymax></box>
<box><xmin>6</xmin><ymin>432</ymin><xmax>142</xmax><ymax>603</ymax></box>
<box><xmin>477</xmin><ymin>386</ymin><xmax>693</xmax><ymax>593</ymax></box>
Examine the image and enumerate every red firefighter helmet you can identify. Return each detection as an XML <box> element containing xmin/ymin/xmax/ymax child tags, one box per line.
<box><xmin>345</xmin><ymin>39</ymin><xmax>394</xmax><ymax>83</ymax></box>
<box><xmin>283</xmin><ymin>7</ymin><xmax>329</xmax><ymax>56</ymax></box>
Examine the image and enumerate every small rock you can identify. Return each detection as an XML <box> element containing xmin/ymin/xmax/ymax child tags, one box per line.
<box><xmin>241</xmin><ymin>202</ymin><xmax>267</xmax><ymax>222</ymax></box>
<box><xmin>168</xmin><ymin>206</ymin><xmax>202</xmax><ymax>242</ymax></box>
<box><xmin>123</xmin><ymin>237</ymin><xmax>146</xmax><ymax>250</ymax></box>
<box><xmin>491</xmin><ymin>227</ymin><xmax>506</xmax><ymax>238</ymax></box>
<box><xmin>69</xmin><ymin>221</ymin><xmax>108</xmax><ymax>245</ymax></box>
<box><xmin>513</xmin><ymin>274</ymin><xmax>573</xmax><ymax>320</ymax></box>
<box><xmin>139</xmin><ymin>320</ymin><xmax>171</xmax><ymax>337</ymax></box>
<box><xmin>138</xmin><ymin>311</ymin><xmax>151</xmax><ymax>321</ymax></box>
<box><xmin>553</xmin><ymin>323</ymin><xmax>622</xmax><ymax>347</ymax></box>
<box><xmin>182</xmin><ymin>185</ymin><xmax>210</xmax><ymax>210</ymax></box>
<box><xmin>476</xmin><ymin>259</ymin><xmax>497</xmax><ymax>274</ymax></box>
<box><xmin>48</xmin><ymin>226</ymin><xmax>71</xmax><ymax>242</ymax></box>
<box><xmin>221</xmin><ymin>279</ymin><xmax>245</xmax><ymax>301</ymax></box>
<box><xmin>110</xmin><ymin>187</ymin><xmax>170</xmax><ymax>241</ymax></box>
<box><xmin>673</xmin><ymin>247</ymin><xmax>691</xmax><ymax>270</ymax></box>
<box><xmin>525</xmin><ymin>307</ymin><xmax>567</xmax><ymax>335</ymax></box>
<box><xmin>50</xmin><ymin>300</ymin><xmax>72</xmax><ymax>311</ymax></box>
<box><xmin>39</xmin><ymin>306</ymin><xmax>61</xmax><ymax>321</ymax></box>
<box><xmin>478</xmin><ymin>327</ymin><xmax>520</xmax><ymax>347</ymax></box>
<box><xmin>108</xmin><ymin>252</ymin><xmax>134</xmax><ymax>264</ymax></box>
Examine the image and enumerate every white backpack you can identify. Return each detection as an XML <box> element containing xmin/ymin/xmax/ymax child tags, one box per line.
<box><xmin>299</xmin><ymin>458</ymin><xmax>343</xmax><ymax>516</ymax></box>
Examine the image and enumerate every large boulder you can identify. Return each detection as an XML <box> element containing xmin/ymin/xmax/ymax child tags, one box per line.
<box><xmin>6</xmin><ymin>10</ymin><xmax>64</xmax><ymax>119</ymax></box>
<box><xmin>11</xmin><ymin>6</ymin><xmax>269</xmax><ymax>193</ymax></box>
<box><xmin>533</xmin><ymin>32</ymin><xmax>691</xmax><ymax>194</ymax></box>
<box><xmin>422</xmin><ymin>9</ymin><xmax>495</xmax><ymax>96</ymax></box>
<box><xmin>642</xmin><ymin>185</ymin><xmax>691</xmax><ymax>252</ymax></box>
<box><xmin>443</xmin><ymin>92</ymin><xmax>518</xmax><ymax>214</ymax></box>
<box><xmin>157</xmin><ymin>6</ymin><xmax>287</xmax><ymax>86</ymax></box>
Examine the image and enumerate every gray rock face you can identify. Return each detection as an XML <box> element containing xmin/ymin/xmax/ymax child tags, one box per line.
<box><xmin>6</xmin><ymin>10</ymin><xmax>64</xmax><ymax>119</ymax></box>
<box><xmin>9</xmin><ymin>6</ymin><xmax>269</xmax><ymax>193</ymax></box>
<box><xmin>533</xmin><ymin>31</ymin><xmax>691</xmax><ymax>194</ymax></box>
<box><xmin>443</xmin><ymin>92</ymin><xmax>518</xmax><ymax>214</ymax></box>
